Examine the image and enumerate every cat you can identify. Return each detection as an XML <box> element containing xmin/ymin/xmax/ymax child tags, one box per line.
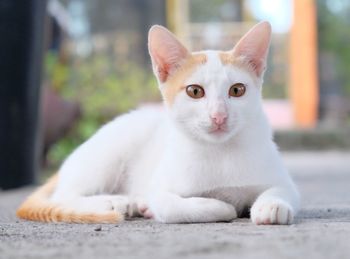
<box><xmin>17</xmin><ymin>21</ymin><xmax>300</xmax><ymax>225</ymax></box>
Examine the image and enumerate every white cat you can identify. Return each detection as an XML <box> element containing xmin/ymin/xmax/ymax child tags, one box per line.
<box><xmin>17</xmin><ymin>21</ymin><xmax>300</xmax><ymax>225</ymax></box>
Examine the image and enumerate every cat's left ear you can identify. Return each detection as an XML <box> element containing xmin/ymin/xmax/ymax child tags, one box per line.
<box><xmin>148</xmin><ymin>25</ymin><xmax>189</xmax><ymax>83</ymax></box>
<box><xmin>232</xmin><ymin>21</ymin><xmax>272</xmax><ymax>77</ymax></box>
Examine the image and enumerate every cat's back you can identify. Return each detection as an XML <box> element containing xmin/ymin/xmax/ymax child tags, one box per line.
<box><xmin>66</xmin><ymin>105</ymin><xmax>166</xmax><ymax>165</ymax></box>
<box><xmin>56</xmin><ymin>105</ymin><xmax>166</xmax><ymax>196</ymax></box>
<box><xmin>108</xmin><ymin>105</ymin><xmax>166</xmax><ymax>143</ymax></box>
<box><xmin>114</xmin><ymin>106</ymin><xmax>169</xmax><ymax>195</ymax></box>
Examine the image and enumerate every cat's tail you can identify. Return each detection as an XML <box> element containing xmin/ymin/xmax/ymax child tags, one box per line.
<box><xmin>16</xmin><ymin>174</ymin><xmax>123</xmax><ymax>223</ymax></box>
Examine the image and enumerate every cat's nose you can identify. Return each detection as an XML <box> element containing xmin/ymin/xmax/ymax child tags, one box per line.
<box><xmin>210</xmin><ymin>112</ymin><xmax>227</xmax><ymax>126</ymax></box>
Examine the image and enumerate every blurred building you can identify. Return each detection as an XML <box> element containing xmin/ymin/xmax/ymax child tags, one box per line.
<box><xmin>61</xmin><ymin>0</ymin><xmax>166</xmax><ymax>64</ymax></box>
<box><xmin>51</xmin><ymin>0</ymin><xmax>350</xmax><ymax>129</ymax></box>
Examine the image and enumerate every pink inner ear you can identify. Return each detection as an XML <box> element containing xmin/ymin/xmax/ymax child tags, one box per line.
<box><xmin>148</xmin><ymin>26</ymin><xmax>189</xmax><ymax>82</ymax></box>
<box><xmin>232</xmin><ymin>21</ymin><xmax>271</xmax><ymax>77</ymax></box>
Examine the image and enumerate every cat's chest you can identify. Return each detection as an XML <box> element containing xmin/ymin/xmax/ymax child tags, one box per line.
<box><xmin>174</xmin><ymin>155</ymin><xmax>269</xmax><ymax>215</ymax></box>
<box><xmin>162</xmin><ymin>152</ymin><xmax>253</xmax><ymax>191</ymax></box>
<box><xmin>157</xmin><ymin>144</ymin><xmax>276</xmax><ymax>196</ymax></box>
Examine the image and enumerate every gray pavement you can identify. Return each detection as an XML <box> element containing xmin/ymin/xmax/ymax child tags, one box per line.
<box><xmin>0</xmin><ymin>151</ymin><xmax>349</xmax><ymax>259</ymax></box>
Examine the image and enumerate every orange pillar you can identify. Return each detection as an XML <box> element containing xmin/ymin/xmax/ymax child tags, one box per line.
<box><xmin>290</xmin><ymin>0</ymin><xmax>319</xmax><ymax>128</ymax></box>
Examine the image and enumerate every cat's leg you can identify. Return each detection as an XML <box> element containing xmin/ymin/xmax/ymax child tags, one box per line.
<box><xmin>51</xmin><ymin>193</ymin><xmax>150</xmax><ymax>220</ymax></box>
<box><xmin>250</xmin><ymin>185</ymin><xmax>300</xmax><ymax>225</ymax></box>
<box><xmin>56</xmin><ymin>195</ymin><xmax>131</xmax><ymax>216</ymax></box>
<box><xmin>50</xmin><ymin>149</ymin><xmax>134</xmax><ymax>218</ymax></box>
<box><xmin>149</xmin><ymin>192</ymin><xmax>237</xmax><ymax>223</ymax></box>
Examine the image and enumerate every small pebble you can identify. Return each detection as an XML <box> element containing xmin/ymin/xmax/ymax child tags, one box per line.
<box><xmin>94</xmin><ymin>225</ymin><xmax>102</xmax><ymax>231</ymax></box>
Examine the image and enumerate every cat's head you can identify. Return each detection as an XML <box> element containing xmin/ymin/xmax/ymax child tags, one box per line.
<box><xmin>148</xmin><ymin>22</ymin><xmax>271</xmax><ymax>143</ymax></box>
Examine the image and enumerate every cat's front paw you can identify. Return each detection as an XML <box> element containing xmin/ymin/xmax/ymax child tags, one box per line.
<box><xmin>250</xmin><ymin>199</ymin><xmax>294</xmax><ymax>225</ymax></box>
<box><xmin>136</xmin><ymin>203</ymin><xmax>154</xmax><ymax>219</ymax></box>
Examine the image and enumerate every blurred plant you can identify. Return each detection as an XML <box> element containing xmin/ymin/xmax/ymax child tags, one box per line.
<box><xmin>44</xmin><ymin>51</ymin><xmax>160</xmax><ymax>166</ymax></box>
<box><xmin>318</xmin><ymin>0</ymin><xmax>350</xmax><ymax>96</ymax></box>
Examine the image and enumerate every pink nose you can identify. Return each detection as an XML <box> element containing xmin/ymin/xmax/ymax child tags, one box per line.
<box><xmin>210</xmin><ymin>113</ymin><xmax>227</xmax><ymax>126</ymax></box>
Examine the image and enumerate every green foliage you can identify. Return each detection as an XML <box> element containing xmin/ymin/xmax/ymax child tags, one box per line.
<box><xmin>262</xmin><ymin>83</ymin><xmax>286</xmax><ymax>99</ymax></box>
<box><xmin>45</xmin><ymin>51</ymin><xmax>160</xmax><ymax>166</ymax></box>
<box><xmin>48</xmin><ymin>116</ymin><xmax>101</xmax><ymax>165</ymax></box>
<box><xmin>318</xmin><ymin>0</ymin><xmax>350</xmax><ymax>95</ymax></box>
<box><xmin>189</xmin><ymin>0</ymin><xmax>236</xmax><ymax>22</ymax></box>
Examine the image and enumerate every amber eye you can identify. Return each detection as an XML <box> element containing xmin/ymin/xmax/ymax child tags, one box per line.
<box><xmin>229</xmin><ymin>83</ymin><xmax>246</xmax><ymax>97</ymax></box>
<box><xmin>186</xmin><ymin>84</ymin><xmax>205</xmax><ymax>99</ymax></box>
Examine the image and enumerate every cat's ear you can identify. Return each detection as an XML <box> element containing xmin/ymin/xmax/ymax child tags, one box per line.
<box><xmin>148</xmin><ymin>25</ymin><xmax>189</xmax><ymax>83</ymax></box>
<box><xmin>232</xmin><ymin>21</ymin><xmax>271</xmax><ymax>77</ymax></box>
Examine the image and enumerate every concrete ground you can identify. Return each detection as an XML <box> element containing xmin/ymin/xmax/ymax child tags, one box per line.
<box><xmin>0</xmin><ymin>151</ymin><xmax>349</xmax><ymax>259</ymax></box>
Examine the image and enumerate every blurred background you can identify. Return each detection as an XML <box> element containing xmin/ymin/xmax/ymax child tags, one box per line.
<box><xmin>0</xmin><ymin>0</ymin><xmax>350</xmax><ymax>189</ymax></box>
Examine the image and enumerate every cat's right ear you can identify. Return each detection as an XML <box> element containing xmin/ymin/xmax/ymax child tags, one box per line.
<box><xmin>231</xmin><ymin>21</ymin><xmax>271</xmax><ymax>78</ymax></box>
<box><xmin>148</xmin><ymin>25</ymin><xmax>189</xmax><ymax>83</ymax></box>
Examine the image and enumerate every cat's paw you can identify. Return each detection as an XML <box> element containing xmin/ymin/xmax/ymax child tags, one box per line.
<box><xmin>133</xmin><ymin>200</ymin><xmax>153</xmax><ymax>219</ymax></box>
<box><xmin>138</xmin><ymin>205</ymin><xmax>154</xmax><ymax>219</ymax></box>
<box><xmin>123</xmin><ymin>198</ymin><xmax>153</xmax><ymax>219</ymax></box>
<box><xmin>250</xmin><ymin>199</ymin><xmax>294</xmax><ymax>225</ymax></box>
<box><xmin>107</xmin><ymin>196</ymin><xmax>131</xmax><ymax>216</ymax></box>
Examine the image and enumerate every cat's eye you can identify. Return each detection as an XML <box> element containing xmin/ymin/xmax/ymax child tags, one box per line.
<box><xmin>186</xmin><ymin>84</ymin><xmax>205</xmax><ymax>99</ymax></box>
<box><xmin>229</xmin><ymin>83</ymin><xmax>246</xmax><ymax>97</ymax></box>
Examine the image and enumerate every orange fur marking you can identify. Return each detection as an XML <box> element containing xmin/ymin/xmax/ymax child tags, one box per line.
<box><xmin>162</xmin><ymin>53</ymin><xmax>207</xmax><ymax>106</ymax></box>
<box><xmin>16</xmin><ymin>174</ymin><xmax>123</xmax><ymax>224</ymax></box>
<box><xmin>219</xmin><ymin>51</ymin><xmax>251</xmax><ymax>71</ymax></box>
<box><xmin>219</xmin><ymin>51</ymin><xmax>237</xmax><ymax>65</ymax></box>
<box><xmin>219</xmin><ymin>51</ymin><xmax>259</xmax><ymax>79</ymax></box>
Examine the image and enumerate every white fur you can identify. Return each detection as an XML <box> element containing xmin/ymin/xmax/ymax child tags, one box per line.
<box><xmin>51</xmin><ymin>22</ymin><xmax>299</xmax><ymax>224</ymax></box>
<box><xmin>51</xmin><ymin>24</ymin><xmax>300</xmax><ymax>225</ymax></box>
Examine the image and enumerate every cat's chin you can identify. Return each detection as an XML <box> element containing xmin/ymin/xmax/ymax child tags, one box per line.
<box><xmin>201</xmin><ymin>129</ymin><xmax>236</xmax><ymax>144</ymax></box>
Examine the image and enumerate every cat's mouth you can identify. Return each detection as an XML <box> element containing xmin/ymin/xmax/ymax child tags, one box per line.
<box><xmin>209</xmin><ymin>126</ymin><xmax>228</xmax><ymax>134</ymax></box>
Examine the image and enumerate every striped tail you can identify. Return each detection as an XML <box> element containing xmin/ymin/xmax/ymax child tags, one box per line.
<box><xmin>16</xmin><ymin>174</ymin><xmax>123</xmax><ymax>223</ymax></box>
